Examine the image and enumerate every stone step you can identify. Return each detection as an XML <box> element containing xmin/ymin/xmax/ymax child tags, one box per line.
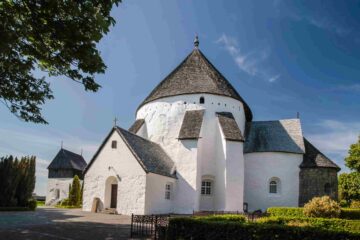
<box><xmin>101</xmin><ymin>208</ymin><xmax>117</xmax><ymax>214</ymax></box>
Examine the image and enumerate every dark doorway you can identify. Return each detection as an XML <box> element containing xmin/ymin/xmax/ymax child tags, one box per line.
<box><xmin>110</xmin><ymin>184</ymin><xmax>118</xmax><ymax>208</ymax></box>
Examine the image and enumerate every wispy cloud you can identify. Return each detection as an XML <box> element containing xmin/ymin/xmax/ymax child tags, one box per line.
<box><xmin>216</xmin><ymin>34</ymin><xmax>279</xmax><ymax>83</ymax></box>
<box><xmin>306</xmin><ymin>120</ymin><xmax>360</xmax><ymax>171</ymax></box>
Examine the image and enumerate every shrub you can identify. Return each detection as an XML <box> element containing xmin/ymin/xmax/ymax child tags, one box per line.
<box><xmin>351</xmin><ymin>200</ymin><xmax>360</xmax><ymax>209</ymax></box>
<box><xmin>69</xmin><ymin>175</ymin><xmax>81</xmax><ymax>206</ymax></box>
<box><xmin>267</xmin><ymin>207</ymin><xmax>304</xmax><ymax>217</ymax></box>
<box><xmin>341</xmin><ymin>208</ymin><xmax>360</xmax><ymax>220</ymax></box>
<box><xmin>60</xmin><ymin>198</ymin><xmax>70</xmax><ymax>206</ymax></box>
<box><xmin>166</xmin><ymin>217</ymin><xmax>360</xmax><ymax>240</ymax></box>
<box><xmin>257</xmin><ymin>216</ymin><xmax>360</xmax><ymax>234</ymax></box>
<box><xmin>27</xmin><ymin>198</ymin><xmax>37</xmax><ymax>211</ymax></box>
<box><xmin>303</xmin><ymin>196</ymin><xmax>341</xmax><ymax>218</ymax></box>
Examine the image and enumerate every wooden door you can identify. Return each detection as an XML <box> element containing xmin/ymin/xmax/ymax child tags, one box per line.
<box><xmin>110</xmin><ymin>184</ymin><xmax>118</xmax><ymax>208</ymax></box>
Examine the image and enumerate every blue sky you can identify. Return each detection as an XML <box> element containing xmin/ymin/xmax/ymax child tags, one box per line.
<box><xmin>0</xmin><ymin>0</ymin><xmax>359</xmax><ymax>195</ymax></box>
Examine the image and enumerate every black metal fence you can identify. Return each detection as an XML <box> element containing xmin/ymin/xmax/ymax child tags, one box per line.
<box><xmin>130</xmin><ymin>214</ymin><xmax>170</xmax><ymax>239</ymax></box>
<box><xmin>130</xmin><ymin>211</ymin><xmax>267</xmax><ymax>239</ymax></box>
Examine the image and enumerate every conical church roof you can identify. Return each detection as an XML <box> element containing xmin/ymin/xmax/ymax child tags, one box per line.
<box><xmin>138</xmin><ymin>47</ymin><xmax>253</xmax><ymax>121</ymax></box>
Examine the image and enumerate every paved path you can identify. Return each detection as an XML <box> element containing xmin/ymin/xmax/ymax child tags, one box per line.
<box><xmin>0</xmin><ymin>207</ymin><xmax>133</xmax><ymax>240</ymax></box>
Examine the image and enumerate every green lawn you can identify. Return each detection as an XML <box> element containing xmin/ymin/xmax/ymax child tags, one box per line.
<box><xmin>37</xmin><ymin>201</ymin><xmax>45</xmax><ymax>207</ymax></box>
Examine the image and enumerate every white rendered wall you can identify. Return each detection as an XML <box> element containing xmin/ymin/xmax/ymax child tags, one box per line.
<box><xmin>244</xmin><ymin>152</ymin><xmax>302</xmax><ymax>211</ymax></box>
<box><xmin>83</xmin><ymin>131</ymin><xmax>147</xmax><ymax>215</ymax></box>
<box><xmin>45</xmin><ymin>178</ymin><xmax>73</xmax><ymax>204</ymax></box>
<box><xmin>137</xmin><ymin>94</ymin><xmax>246</xmax><ymax>213</ymax></box>
<box><xmin>144</xmin><ymin>173</ymin><xmax>176</xmax><ymax>214</ymax></box>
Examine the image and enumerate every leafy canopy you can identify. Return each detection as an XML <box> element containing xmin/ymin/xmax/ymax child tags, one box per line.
<box><xmin>345</xmin><ymin>136</ymin><xmax>360</xmax><ymax>172</ymax></box>
<box><xmin>338</xmin><ymin>172</ymin><xmax>360</xmax><ymax>204</ymax></box>
<box><xmin>0</xmin><ymin>0</ymin><xmax>121</xmax><ymax>123</ymax></box>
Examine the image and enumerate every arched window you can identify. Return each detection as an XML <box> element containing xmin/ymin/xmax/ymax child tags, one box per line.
<box><xmin>269</xmin><ymin>181</ymin><xmax>277</xmax><ymax>193</ymax></box>
<box><xmin>269</xmin><ymin>177</ymin><xmax>280</xmax><ymax>194</ymax></box>
<box><xmin>200</xmin><ymin>96</ymin><xmax>205</xmax><ymax>104</ymax></box>
<box><xmin>324</xmin><ymin>183</ymin><xmax>331</xmax><ymax>195</ymax></box>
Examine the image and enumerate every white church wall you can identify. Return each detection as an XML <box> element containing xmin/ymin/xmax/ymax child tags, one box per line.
<box><xmin>83</xmin><ymin>130</ymin><xmax>147</xmax><ymax>215</ymax></box>
<box><xmin>45</xmin><ymin>178</ymin><xmax>73</xmax><ymax>205</ymax></box>
<box><xmin>224</xmin><ymin>141</ymin><xmax>244</xmax><ymax>211</ymax></box>
<box><xmin>136</xmin><ymin>94</ymin><xmax>246</xmax><ymax>213</ymax></box>
<box><xmin>144</xmin><ymin>173</ymin><xmax>176</xmax><ymax>214</ymax></box>
<box><xmin>244</xmin><ymin>152</ymin><xmax>302</xmax><ymax>211</ymax></box>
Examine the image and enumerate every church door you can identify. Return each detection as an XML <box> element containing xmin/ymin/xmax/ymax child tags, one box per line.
<box><xmin>110</xmin><ymin>184</ymin><xmax>118</xmax><ymax>208</ymax></box>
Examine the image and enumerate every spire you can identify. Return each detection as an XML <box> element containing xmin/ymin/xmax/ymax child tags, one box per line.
<box><xmin>113</xmin><ymin>117</ymin><xmax>118</xmax><ymax>127</ymax></box>
<box><xmin>194</xmin><ymin>34</ymin><xmax>199</xmax><ymax>48</ymax></box>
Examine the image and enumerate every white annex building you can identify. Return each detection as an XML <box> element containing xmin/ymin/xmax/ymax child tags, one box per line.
<box><xmin>82</xmin><ymin>37</ymin><xmax>340</xmax><ymax>215</ymax></box>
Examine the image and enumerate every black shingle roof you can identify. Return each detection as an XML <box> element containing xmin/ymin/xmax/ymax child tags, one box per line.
<box><xmin>217</xmin><ymin>112</ymin><xmax>244</xmax><ymax>142</ymax></box>
<box><xmin>117</xmin><ymin>127</ymin><xmax>176</xmax><ymax>178</ymax></box>
<box><xmin>301</xmin><ymin>138</ymin><xmax>340</xmax><ymax>170</ymax></box>
<box><xmin>84</xmin><ymin>127</ymin><xmax>176</xmax><ymax>179</ymax></box>
<box><xmin>244</xmin><ymin>119</ymin><xmax>305</xmax><ymax>154</ymax></box>
<box><xmin>138</xmin><ymin>48</ymin><xmax>253</xmax><ymax>121</ymax></box>
<box><xmin>48</xmin><ymin>149</ymin><xmax>87</xmax><ymax>171</ymax></box>
<box><xmin>178</xmin><ymin>110</ymin><xmax>205</xmax><ymax>140</ymax></box>
<box><xmin>129</xmin><ymin>119</ymin><xmax>145</xmax><ymax>134</ymax></box>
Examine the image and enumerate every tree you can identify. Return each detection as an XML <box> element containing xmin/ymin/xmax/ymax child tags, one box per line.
<box><xmin>338</xmin><ymin>172</ymin><xmax>360</xmax><ymax>204</ymax></box>
<box><xmin>0</xmin><ymin>156</ymin><xmax>36</xmax><ymax>207</ymax></box>
<box><xmin>69</xmin><ymin>175</ymin><xmax>81</xmax><ymax>206</ymax></box>
<box><xmin>345</xmin><ymin>136</ymin><xmax>360</xmax><ymax>172</ymax></box>
<box><xmin>0</xmin><ymin>0</ymin><xmax>121</xmax><ymax>124</ymax></box>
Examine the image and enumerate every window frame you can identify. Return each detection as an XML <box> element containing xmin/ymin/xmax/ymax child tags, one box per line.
<box><xmin>165</xmin><ymin>183</ymin><xmax>172</xmax><ymax>200</ymax></box>
<box><xmin>201</xmin><ymin>180</ymin><xmax>213</xmax><ymax>196</ymax></box>
<box><xmin>199</xmin><ymin>96</ymin><xmax>205</xmax><ymax>104</ymax></box>
<box><xmin>268</xmin><ymin>177</ymin><xmax>281</xmax><ymax>195</ymax></box>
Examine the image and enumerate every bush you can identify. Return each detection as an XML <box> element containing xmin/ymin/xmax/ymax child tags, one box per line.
<box><xmin>27</xmin><ymin>198</ymin><xmax>37</xmax><ymax>211</ymax></box>
<box><xmin>341</xmin><ymin>208</ymin><xmax>360</xmax><ymax>220</ymax></box>
<box><xmin>60</xmin><ymin>198</ymin><xmax>70</xmax><ymax>206</ymax></box>
<box><xmin>303</xmin><ymin>196</ymin><xmax>341</xmax><ymax>218</ymax></box>
<box><xmin>195</xmin><ymin>214</ymin><xmax>246</xmax><ymax>223</ymax></box>
<box><xmin>267</xmin><ymin>207</ymin><xmax>304</xmax><ymax>217</ymax></box>
<box><xmin>166</xmin><ymin>217</ymin><xmax>360</xmax><ymax>240</ymax></box>
<box><xmin>351</xmin><ymin>200</ymin><xmax>360</xmax><ymax>209</ymax></box>
<box><xmin>257</xmin><ymin>216</ymin><xmax>360</xmax><ymax>234</ymax></box>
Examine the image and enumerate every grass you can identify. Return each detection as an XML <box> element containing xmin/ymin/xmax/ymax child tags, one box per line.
<box><xmin>55</xmin><ymin>205</ymin><xmax>81</xmax><ymax>209</ymax></box>
<box><xmin>37</xmin><ymin>200</ymin><xmax>45</xmax><ymax>207</ymax></box>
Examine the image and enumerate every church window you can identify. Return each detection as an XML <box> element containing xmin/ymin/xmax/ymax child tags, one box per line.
<box><xmin>111</xmin><ymin>140</ymin><xmax>117</xmax><ymax>149</ymax></box>
<box><xmin>165</xmin><ymin>183</ymin><xmax>171</xmax><ymax>200</ymax></box>
<box><xmin>201</xmin><ymin>180</ymin><xmax>212</xmax><ymax>195</ymax></box>
<box><xmin>324</xmin><ymin>183</ymin><xmax>331</xmax><ymax>195</ymax></box>
<box><xmin>269</xmin><ymin>181</ymin><xmax>277</xmax><ymax>193</ymax></box>
<box><xmin>200</xmin><ymin>96</ymin><xmax>205</xmax><ymax>104</ymax></box>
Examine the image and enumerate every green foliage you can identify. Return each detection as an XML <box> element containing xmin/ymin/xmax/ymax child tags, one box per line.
<box><xmin>345</xmin><ymin>137</ymin><xmax>360</xmax><ymax>172</ymax></box>
<box><xmin>267</xmin><ymin>207</ymin><xmax>305</xmax><ymax>218</ymax></box>
<box><xmin>339</xmin><ymin>172</ymin><xmax>360</xmax><ymax>204</ymax></box>
<box><xmin>257</xmin><ymin>216</ymin><xmax>360</xmax><ymax>234</ymax></box>
<box><xmin>303</xmin><ymin>196</ymin><xmax>341</xmax><ymax>218</ymax></box>
<box><xmin>27</xmin><ymin>198</ymin><xmax>37</xmax><ymax>211</ymax></box>
<box><xmin>0</xmin><ymin>156</ymin><xmax>36</xmax><ymax>207</ymax></box>
<box><xmin>36</xmin><ymin>200</ymin><xmax>45</xmax><ymax>207</ymax></box>
<box><xmin>166</xmin><ymin>217</ymin><xmax>360</xmax><ymax>240</ymax></box>
<box><xmin>341</xmin><ymin>208</ymin><xmax>360</xmax><ymax>220</ymax></box>
<box><xmin>194</xmin><ymin>214</ymin><xmax>246</xmax><ymax>223</ymax></box>
<box><xmin>350</xmin><ymin>200</ymin><xmax>360</xmax><ymax>209</ymax></box>
<box><xmin>69</xmin><ymin>175</ymin><xmax>81</xmax><ymax>206</ymax></box>
<box><xmin>60</xmin><ymin>198</ymin><xmax>70</xmax><ymax>206</ymax></box>
<box><xmin>0</xmin><ymin>0</ymin><xmax>121</xmax><ymax>123</ymax></box>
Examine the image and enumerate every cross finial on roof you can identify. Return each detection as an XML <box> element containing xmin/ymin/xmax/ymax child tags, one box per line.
<box><xmin>113</xmin><ymin>117</ymin><xmax>118</xmax><ymax>127</ymax></box>
<box><xmin>194</xmin><ymin>34</ymin><xmax>199</xmax><ymax>48</ymax></box>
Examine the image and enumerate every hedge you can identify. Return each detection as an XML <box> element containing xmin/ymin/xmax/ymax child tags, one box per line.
<box><xmin>194</xmin><ymin>214</ymin><xmax>246</xmax><ymax>223</ymax></box>
<box><xmin>341</xmin><ymin>208</ymin><xmax>360</xmax><ymax>220</ymax></box>
<box><xmin>166</xmin><ymin>217</ymin><xmax>360</xmax><ymax>240</ymax></box>
<box><xmin>267</xmin><ymin>207</ymin><xmax>360</xmax><ymax>220</ymax></box>
<box><xmin>257</xmin><ymin>216</ymin><xmax>360</xmax><ymax>234</ymax></box>
<box><xmin>267</xmin><ymin>207</ymin><xmax>304</xmax><ymax>218</ymax></box>
<box><xmin>0</xmin><ymin>207</ymin><xmax>31</xmax><ymax>211</ymax></box>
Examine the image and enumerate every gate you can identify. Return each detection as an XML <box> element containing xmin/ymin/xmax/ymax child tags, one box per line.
<box><xmin>130</xmin><ymin>214</ymin><xmax>169</xmax><ymax>239</ymax></box>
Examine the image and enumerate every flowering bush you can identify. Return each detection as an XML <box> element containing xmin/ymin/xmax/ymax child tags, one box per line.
<box><xmin>304</xmin><ymin>196</ymin><xmax>341</xmax><ymax>218</ymax></box>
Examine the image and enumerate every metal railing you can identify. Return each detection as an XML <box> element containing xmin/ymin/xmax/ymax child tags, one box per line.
<box><xmin>130</xmin><ymin>214</ymin><xmax>170</xmax><ymax>239</ymax></box>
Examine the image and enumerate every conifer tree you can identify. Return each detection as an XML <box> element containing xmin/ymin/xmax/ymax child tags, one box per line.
<box><xmin>69</xmin><ymin>175</ymin><xmax>81</xmax><ymax>206</ymax></box>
